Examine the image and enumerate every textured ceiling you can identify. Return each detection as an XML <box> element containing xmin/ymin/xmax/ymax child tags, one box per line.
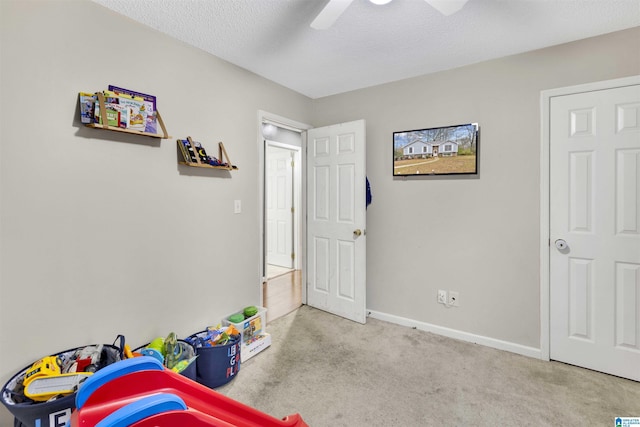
<box><xmin>92</xmin><ymin>0</ymin><xmax>640</xmax><ymax>99</ymax></box>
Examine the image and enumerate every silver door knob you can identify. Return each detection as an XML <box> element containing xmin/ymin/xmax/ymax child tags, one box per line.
<box><xmin>353</xmin><ymin>229</ymin><xmax>362</xmax><ymax>237</ymax></box>
<box><xmin>555</xmin><ymin>239</ymin><xmax>568</xmax><ymax>250</ymax></box>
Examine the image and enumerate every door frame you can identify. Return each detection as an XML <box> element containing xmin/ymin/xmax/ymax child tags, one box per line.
<box><xmin>257</xmin><ymin>110</ymin><xmax>311</xmax><ymax>307</ymax></box>
<box><xmin>539</xmin><ymin>75</ymin><xmax>640</xmax><ymax>361</ymax></box>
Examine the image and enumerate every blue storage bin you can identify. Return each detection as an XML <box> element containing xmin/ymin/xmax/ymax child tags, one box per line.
<box><xmin>1</xmin><ymin>336</ymin><xmax>124</xmax><ymax>427</ymax></box>
<box><xmin>185</xmin><ymin>331</ymin><xmax>241</xmax><ymax>389</ymax></box>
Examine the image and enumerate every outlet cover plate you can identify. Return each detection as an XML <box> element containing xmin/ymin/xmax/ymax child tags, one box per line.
<box><xmin>448</xmin><ymin>291</ymin><xmax>459</xmax><ymax>307</ymax></box>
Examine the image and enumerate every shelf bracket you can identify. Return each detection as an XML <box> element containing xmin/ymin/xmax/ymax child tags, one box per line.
<box><xmin>187</xmin><ymin>136</ymin><xmax>202</xmax><ymax>165</ymax></box>
<box><xmin>219</xmin><ymin>142</ymin><xmax>233</xmax><ymax>169</ymax></box>
<box><xmin>156</xmin><ymin>110</ymin><xmax>169</xmax><ymax>139</ymax></box>
<box><xmin>96</xmin><ymin>92</ymin><xmax>111</xmax><ymax>131</ymax></box>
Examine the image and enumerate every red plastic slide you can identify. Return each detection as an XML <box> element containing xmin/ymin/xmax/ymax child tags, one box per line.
<box><xmin>69</xmin><ymin>357</ymin><xmax>307</xmax><ymax>427</ymax></box>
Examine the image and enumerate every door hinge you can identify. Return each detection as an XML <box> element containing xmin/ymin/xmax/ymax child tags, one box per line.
<box><xmin>291</xmin><ymin>160</ymin><xmax>295</xmax><ymax>168</ymax></box>
<box><xmin>291</xmin><ymin>253</ymin><xmax>295</xmax><ymax>260</ymax></box>
<box><xmin>291</xmin><ymin>207</ymin><xmax>295</xmax><ymax>213</ymax></box>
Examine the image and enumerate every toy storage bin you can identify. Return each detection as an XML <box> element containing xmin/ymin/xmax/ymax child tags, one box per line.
<box><xmin>133</xmin><ymin>339</ymin><xmax>196</xmax><ymax>382</ymax></box>
<box><xmin>1</xmin><ymin>336</ymin><xmax>124</xmax><ymax>427</ymax></box>
<box><xmin>185</xmin><ymin>331</ymin><xmax>241</xmax><ymax>389</ymax></box>
<box><xmin>222</xmin><ymin>306</ymin><xmax>267</xmax><ymax>345</ymax></box>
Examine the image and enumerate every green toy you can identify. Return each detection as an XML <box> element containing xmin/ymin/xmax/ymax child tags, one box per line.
<box><xmin>243</xmin><ymin>306</ymin><xmax>258</xmax><ymax>318</ymax></box>
<box><xmin>228</xmin><ymin>313</ymin><xmax>245</xmax><ymax>323</ymax></box>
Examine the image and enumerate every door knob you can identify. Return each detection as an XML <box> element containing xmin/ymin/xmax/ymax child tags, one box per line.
<box><xmin>353</xmin><ymin>229</ymin><xmax>362</xmax><ymax>237</ymax></box>
<box><xmin>555</xmin><ymin>239</ymin><xmax>568</xmax><ymax>250</ymax></box>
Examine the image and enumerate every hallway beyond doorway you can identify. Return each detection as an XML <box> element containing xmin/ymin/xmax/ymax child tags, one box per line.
<box><xmin>266</xmin><ymin>263</ymin><xmax>294</xmax><ymax>279</ymax></box>
<box><xmin>263</xmin><ymin>270</ymin><xmax>302</xmax><ymax>323</ymax></box>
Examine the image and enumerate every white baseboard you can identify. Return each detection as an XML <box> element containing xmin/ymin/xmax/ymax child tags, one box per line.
<box><xmin>367</xmin><ymin>309</ymin><xmax>542</xmax><ymax>360</ymax></box>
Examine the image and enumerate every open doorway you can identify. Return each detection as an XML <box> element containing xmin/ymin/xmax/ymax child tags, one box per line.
<box><xmin>258</xmin><ymin>113</ymin><xmax>368</xmax><ymax>324</ymax></box>
<box><xmin>265</xmin><ymin>144</ymin><xmax>297</xmax><ymax>273</ymax></box>
<box><xmin>258</xmin><ymin>111</ymin><xmax>311</xmax><ymax>323</ymax></box>
<box><xmin>264</xmin><ymin>141</ymin><xmax>301</xmax><ymax>322</ymax></box>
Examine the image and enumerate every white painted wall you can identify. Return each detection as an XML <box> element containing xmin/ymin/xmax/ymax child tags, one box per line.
<box><xmin>0</xmin><ymin>0</ymin><xmax>312</xmax><ymax>388</ymax></box>
<box><xmin>0</xmin><ymin>2</ymin><xmax>638</xmax><ymax>418</ymax></box>
<box><xmin>312</xmin><ymin>27</ymin><xmax>640</xmax><ymax>350</ymax></box>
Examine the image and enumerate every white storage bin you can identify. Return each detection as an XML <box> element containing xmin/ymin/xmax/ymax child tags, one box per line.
<box><xmin>242</xmin><ymin>333</ymin><xmax>271</xmax><ymax>362</ymax></box>
<box><xmin>222</xmin><ymin>306</ymin><xmax>267</xmax><ymax>345</ymax></box>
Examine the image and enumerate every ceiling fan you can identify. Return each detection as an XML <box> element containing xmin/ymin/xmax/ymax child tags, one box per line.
<box><xmin>311</xmin><ymin>0</ymin><xmax>469</xmax><ymax>30</ymax></box>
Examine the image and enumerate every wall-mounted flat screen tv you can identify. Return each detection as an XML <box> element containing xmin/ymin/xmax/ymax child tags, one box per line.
<box><xmin>393</xmin><ymin>123</ymin><xmax>479</xmax><ymax>176</ymax></box>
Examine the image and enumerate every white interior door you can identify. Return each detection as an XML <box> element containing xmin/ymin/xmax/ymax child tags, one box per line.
<box><xmin>549</xmin><ymin>83</ymin><xmax>640</xmax><ymax>381</ymax></box>
<box><xmin>307</xmin><ymin>120</ymin><xmax>366</xmax><ymax>324</ymax></box>
<box><xmin>266</xmin><ymin>145</ymin><xmax>294</xmax><ymax>268</ymax></box>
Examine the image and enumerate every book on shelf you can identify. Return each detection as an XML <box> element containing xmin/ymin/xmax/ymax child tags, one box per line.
<box><xmin>117</xmin><ymin>95</ymin><xmax>146</xmax><ymax>132</ymax></box>
<box><xmin>108</xmin><ymin>85</ymin><xmax>157</xmax><ymax>134</ymax></box>
<box><xmin>78</xmin><ymin>92</ymin><xmax>96</xmax><ymax>124</ymax></box>
<box><xmin>179</xmin><ymin>139</ymin><xmax>198</xmax><ymax>163</ymax></box>
<box><xmin>190</xmin><ymin>139</ymin><xmax>211</xmax><ymax>164</ymax></box>
<box><xmin>102</xmin><ymin>90</ymin><xmax>120</xmax><ymax>104</ymax></box>
<box><xmin>178</xmin><ymin>139</ymin><xmax>192</xmax><ymax>163</ymax></box>
<box><xmin>94</xmin><ymin>102</ymin><xmax>129</xmax><ymax>129</ymax></box>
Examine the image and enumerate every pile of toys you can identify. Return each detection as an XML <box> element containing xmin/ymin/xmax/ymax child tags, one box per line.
<box><xmin>2</xmin><ymin>307</ymin><xmax>268</xmax><ymax>426</ymax></box>
<box><xmin>132</xmin><ymin>332</ymin><xmax>197</xmax><ymax>374</ymax></box>
<box><xmin>7</xmin><ymin>344</ymin><xmax>121</xmax><ymax>404</ymax></box>
<box><xmin>185</xmin><ymin>324</ymin><xmax>240</xmax><ymax>349</ymax></box>
<box><xmin>3</xmin><ymin>332</ymin><xmax>199</xmax><ymax>408</ymax></box>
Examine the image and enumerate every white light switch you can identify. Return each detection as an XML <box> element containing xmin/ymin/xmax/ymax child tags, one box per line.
<box><xmin>234</xmin><ymin>200</ymin><xmax>242</xmax><ymax>214</ymax></box>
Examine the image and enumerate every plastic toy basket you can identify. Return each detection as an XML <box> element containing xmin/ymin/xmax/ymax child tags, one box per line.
<box><xmin>185</xmin><ymin>331</ymin><xmax>241</xmax><ymax>389</ymax></box>
<box><xmin>1</xmin><ymin>335</ymin><xmax>125</xmax><ymax>427</ymax></box>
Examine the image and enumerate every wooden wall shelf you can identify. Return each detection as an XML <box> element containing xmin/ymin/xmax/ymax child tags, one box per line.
<box><xmin>178</xmin><ymin>137</ymin><xmax>238</xmax><ymax>171</ymax></box>
<box><xmin>85</xmin><ymin>92</ymin><xmax>171</xmax><ymax>139</ymax></box>
<box><xmin>178</xmin><ymin>161</ymin><xmax>238</xmax><ymax>171</ymax></box>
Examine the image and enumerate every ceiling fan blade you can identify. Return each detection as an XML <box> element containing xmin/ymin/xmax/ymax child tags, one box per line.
<box><xmin>310</xmin><ymin>0</ymin><xmax>354</xmax><ymax>30</ymax></box>
<box><xmin>424</xmin><ymin>0</ymin><xmax>469</xmax><ymax>16</ymax></box>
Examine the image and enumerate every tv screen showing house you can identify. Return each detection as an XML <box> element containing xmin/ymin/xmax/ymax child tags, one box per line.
<box><xmin>393</xmin><ymin>123</ymin><xmax>478</xmax><ymax>176</ymax></box>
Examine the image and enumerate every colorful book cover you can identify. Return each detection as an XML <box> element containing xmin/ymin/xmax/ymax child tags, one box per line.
<box><xmin>99</xmin><ymin>109</ymin><xmax>120</xmax><ymax>128</ymax></box>
<box><xmin>180</xmin><ymin>139</ymin><xmax>198</xmax><ymax>163</ymax></box>
<box><xmin>177</xmin><ymin>139</ymin><xmax>192</xmax><ymax>163</ymax></box>
<box><xmin>78</xmin><ymin>92</ymin><xmax>96</xmax><ymax>124</ymax></box>
<box><xmin>191</xmin><ymin>140</ymin><xmax>210</xmax><ymax>164</ymax></box>
<box><xmin>102</xmin><ymin>90</ymin><xmax>120</xmax><ymax>104</ymax></box>
<box><xmin>94</xmin><ymin>102</ymin><xmax>129</xmax><ymax>128</ymax></box>
<box><xmin>108</xmin><ymin>85</ymin><xmax>157</xmax><ymax>134</ymax></box>
<box><xmin>118</xmin><ymin>96</ymin><xmax>146</xmax><ymax>132</ymax></box>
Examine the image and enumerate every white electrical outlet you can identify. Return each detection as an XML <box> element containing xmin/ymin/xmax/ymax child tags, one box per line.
<box><xmin>437</xmin><ymin>290</ymin><xmax>447</xmax><ymax>304</ymax></box>
<box><xmin>448</xmin><ymin>291</ymin><xmax>459</xmax><ymax>307</ymax></box>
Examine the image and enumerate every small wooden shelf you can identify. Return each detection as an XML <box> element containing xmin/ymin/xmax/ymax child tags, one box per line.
<box><xmin>178</xmin><ymin>137</ymin><xmax>238</xmax><ymax>171</ymax></box>
<box><xmin>178</xmin><ymin>161</ymin><xmax>238</xmax><ymax>171</ymax></box>
<box><xmin>85</xmin><ymin>92</ymin><xmax>171</xmax><ymax>139</ymax></box>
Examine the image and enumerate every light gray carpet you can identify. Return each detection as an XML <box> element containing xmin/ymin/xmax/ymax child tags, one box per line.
<box><xmin>218</xmin><ymin>305</ymin><xmax>640</xmax><ymax>426</ymax></box>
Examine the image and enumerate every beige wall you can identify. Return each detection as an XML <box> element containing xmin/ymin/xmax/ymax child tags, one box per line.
<box><xmin>0</xmin><ymin>0</ymin><xmax>312</xmax><ymax>387</ymax></box>
<box><xmin>1</xmin><ymin>0</ymin><xmax>639</xmax><ymax>414</ymax></box>
<box><xmin>312</xmin><ymin>27</ymin><xmax>640</xmax><ymax>350</ymax></box>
